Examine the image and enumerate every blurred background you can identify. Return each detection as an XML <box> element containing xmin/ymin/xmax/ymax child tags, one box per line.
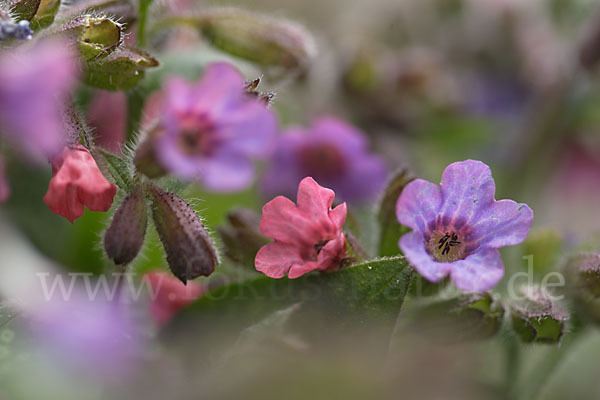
<box><xmin>1</xmin><ymin>0</ymin><xmax>600</xmax><ymax>399</ymax></box>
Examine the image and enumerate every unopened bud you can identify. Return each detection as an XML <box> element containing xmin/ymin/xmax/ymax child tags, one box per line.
<box><xmin>150</xmin><ymin>185</ymin><xmax>219</xmax><ymax>284</ymax></box>
<box><xmin>60</xmin><ymin>15</ymin><xmax>122</xmax><ymax>61</ymax></box>
<box><xmin>564</xmin><ymin>252</ymin><xmax>600</xmax><ymax>324</ymax></box>
<box><xmin>104</xmin><ymin>186</ymin><xmax>148</xmax><ymax>265</ymax></box>
<box><xmin>217</xmin><ymin>208</ymin><xmax>268</xmax><ymax>267</ymax></box>
<box><xmin>405</xmin><ymin>292</ymin><xmax>504</xmax><ymax>343</ymax></box>
<box><xmin>191</xmin><ymin>8</ymin><xmax>316</xmax><ymax>73</ymax></box>
<box><xmin>510</xmin><ymin>285</ymin><xmax>567</xmax><ymax>343</ymax></box>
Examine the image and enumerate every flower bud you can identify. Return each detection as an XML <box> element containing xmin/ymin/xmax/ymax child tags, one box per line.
<box><xmin>190</xmin><ymin>8</ymin><xmax>316</xmax><ymax>73</ymax></box>
<box><xmin>564</xmin><ymin>252</ymin><xmax>600</xmax><ymax>323</ymax></box>
<box><xmin>405</xmin><ymin>292</ymin><xmax>504</xmax><ymax>343</ymax></box>
<box><xmin>217</xmin><ymin>208</ymin><xmax>269</xmax><ymax>267</ymax></box>
<box><xmin>60</xmin><ymin>15</ymin><xmax>122</xmax><ymax>61</ymax></box>
<box><xmin>104</xmin><ymin>186</ymin><xmax>148</xmax><ymax>265</ymax></box>
<box><xmin>510</xmin><ymin>285</ymin><xmax>567</xmax><ymax>344</ymax></box>
<box><xmin>150</xmin><ymin>185</ymin><xmax>219</xmax><ymax>284</ymax></box>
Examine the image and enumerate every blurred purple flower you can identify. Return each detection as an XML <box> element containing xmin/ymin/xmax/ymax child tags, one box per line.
<box><xmin>0</xmin><ymin>40</ymin><xmax>78</xmax><ymax>162</ymax></box>
<box><xmin>152</xmin><ymin>62</ymin><xmax>277</xmax><ymax>192</ymax></box>
<box><xmin>261</xmin><ymin>116</ymin><xmax>387</xmax><ymax>204</ymax></box>
<box><xmin>396</xmin><ymin>160</ymin><xmax>533</xmax><ymax>292</ymax></box>
<box><xmin>29</xmin><ymin>287</ymin><xmax>140</xmax><ymax>377</ymax></box>
<box><xmin>0</xmin><ymin>156</ymin><xmax>9</xmax><ymax>203</ymax></box>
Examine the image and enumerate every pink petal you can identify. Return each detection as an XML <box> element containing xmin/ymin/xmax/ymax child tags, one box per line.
<box><xmin>255</xmin><ymin>241</ymin><xmax>304</xmax><ymax>279</ymax></box>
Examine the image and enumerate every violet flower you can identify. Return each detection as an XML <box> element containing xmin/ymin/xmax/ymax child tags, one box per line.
<box><xmin>150</xmin><ymin>62</ymin><xmax>277</xmax><ymax>192</ymax></box>
<box><xmin>396</xmin><ymin>160</ymin><xmax>533</xmax><ymax>292</ymax></box>
<box><xmin>0</xmin><ymin>40</ymin><xmax>78</xmax><ymax>162</ymax></box>
<box><xmin>261</xmin><ymin>116</ymin><xmax>387</xmax><ymax>204</ymax></box>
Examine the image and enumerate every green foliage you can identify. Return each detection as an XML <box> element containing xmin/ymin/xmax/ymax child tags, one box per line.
<box><xmin>166</xmin><ymin>257</ymin><xmax>413</xmax><ymax>352</ymax></box>
<box><xmin>377</xmin><ymin>169</ymin><xmax>413</xmax><ymax>257</ymax></box>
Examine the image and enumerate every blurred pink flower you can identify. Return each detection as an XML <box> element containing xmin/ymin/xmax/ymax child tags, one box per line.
<box><xmin>146</xmin><ymin>271</ymin><xmax>205</xmax><ymax>326</ymax></box>
<box><xmin>0</xmin><ymin>156</ymin><xmax>9</xmax><ymax>203</ymax></box>
<box><xmin>255</xmin><ymin>177</ymin><xmax>347</xmax><ymax>279</ymax></box>
<box><xmin>0</xmin><ymin>40</ymin><xmax>78</xmax><ymax>162</ymax></box>
<box><xmin>145</xmin><ymin>62</ymin><xmax>277</xmax><ymax>191</ymax></box>
<box><xmin>43</xmin><ymin>144</ymin><xmax>117</xmax><ymax>222</ymax></box>
<box><xmin>87</xmin><ymin>90</ymin><xmax>127</xmax><ymax>154</ymax></box>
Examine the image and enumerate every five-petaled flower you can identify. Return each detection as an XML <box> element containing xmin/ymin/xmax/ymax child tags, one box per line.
<box><xmin>255</xmin><ymin>177</ymin><xmax>347</xmax><ymax>279</ymax></box>
<box><xmin>396</xmin><ymin>160</ymin><xmax>533</xmax><ymax>292</ymax></box>
<box><xmin>140</xmin><ymin>62</ymin><xmax>277</xmax><ymax>192</ymax></box>
<box><xmin>44</xmin><ymin>144</ymin><xmax>117</xmax><ymax>223</ymax></box>
<box><xmin>261</xmin><ymin>116</ymin><xmax>387</xmax><ymax>204</ymax></box>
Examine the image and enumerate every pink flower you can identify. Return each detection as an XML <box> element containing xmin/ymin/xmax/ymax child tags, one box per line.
<box><xmin>146</xmin><ymin>271</ymin><xmax>205</xmax><ymax>326</ymax></box>
<box><xmin>86</xmin><ymin>90</ymin><xmax>126</xmax><ymax>154</ymax></box>
<box><xmin>255</xmin><ymin>177</ymin><xmax>347</xmax><ymax>279</ymax></box>
<box><xmin>0</xmin><ymin>157</ymin><xmax>9</xmax><ymax>203</ymax></box>
<box><xmin>43</xmin><ymin>144</ymin><xmax>117</xmax><ymax>223</ymax></box>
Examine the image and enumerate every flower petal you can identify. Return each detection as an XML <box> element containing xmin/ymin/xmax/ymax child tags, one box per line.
<box><xmin>312</xmin><ymin>116</ymin><xmax>368</xmax><ymax>153</ymax></box>
<box><xmin>296</xmin><ymin>177</ymin><xmax>335</xmax><ymax>219</ymax></box>
<box><xmin>396</xmin><ymin>179</ymin><xmax>442</xmax><ymax>234</ymax></box>
<box><xmin>439</xmin><ymin>160</ymin><xmax>496</xmax><ymax>224</ymax></box>
<box><xmin>399</xmin><ymin>231</ymin><xmax>451</xmax><ymax>282</ymax></box>
<box><xmin>472</xmin><ymin>200</ymin><xmax>534</xmax><ymax>248</ymax></box>
<box><xmin>255</xmin><ymin>241</ymin><xmax>303</xmax><ymax>279</ymax></box>
<box><xmin>259</xmin><ymin>196</ymin><xmax>320</xmax><ymax>245</ymax></box>
<box><xmin>329</xmin><ymin>202</ymin><xmax>347</xmax><ymax>230</ymax></box>
<box><xmin>220</xmin><ymin>101</ymin><xmax>278</xmax><ymax>158</ymax></box>
<box><xmin>335</xmin><ymin>155</ymin><xmax>387</xmax><ymax>203</ymax></box>
<box><xmin>193</xmin><ymin>62</ymin><xmax>247</xmax><ymax>115</ymax></box>
<box><xmin>450</xmin><ymin>248</ymin><xmax>504</xmax><ymax>292</ymax></box>
<box><xmin>201</xmin><ymin>152</ymin><xmax>255</xmax><ymax>192</ymax></box>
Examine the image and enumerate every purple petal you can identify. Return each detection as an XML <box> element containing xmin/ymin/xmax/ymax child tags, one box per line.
<box><xmin>219</xmin><ymin>101</ymin><xmax>278</xmax><ymax>158</ymax></box>
<box><xmin>396</xmin><ymin>179</ymin><xmax>442</xmax><ymax>233</ymax></box>
<box><xmin>439</xmin><ymin>160</ymin><xmax>496</xmax><ymax>224</ymax></box>
<box><xmin>192</xmin><ymin>62</ymin><xmax>247</xmax><ymax>115</ymax></box>
<box><xmin>311</xmin><ymin>116</ymin><xmax>368</xmax><ymax>153</ymax></box>
<box><xmin>450</xmin><ymin>248</ymin><xmax>504</xmax><ymax>292</ymax></box>
<box><xmin>154</xmin><ymin>133</ymin><xmax>205</xmax><ymax>179</ymax></box>
<box><xmin>399</xmin><ymin>231</ymin><xmax>451</xmax><ymax>282</ymax></box>
<box><xmin>201</xmin><ymin>151</ymin><xmax>255</xmax><ymax>192</ymax></box>
<box><xmin>335</xmin><ymin>154</ymin><xmax>387</xmax><ymax>203</ymax></box>
<box><xmin>472</xmin><ymin>200</ymin><xmax>534</xmax><ymax>248</ymax></box>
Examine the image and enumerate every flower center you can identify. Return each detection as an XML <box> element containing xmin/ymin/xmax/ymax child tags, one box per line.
<box><xmin>298</xmin><ymin>144</ymin><xmax>347</xmax><ymax>181</ymax></box>
<box><xmin>176</xmin><ymin>113</ymin><xmax>218</xmax><ymax>156</ymax></box>
<box><xmin>427</xmin><ymin>230</ymin><xmax>466</xmax><ymax>263</ymax></box>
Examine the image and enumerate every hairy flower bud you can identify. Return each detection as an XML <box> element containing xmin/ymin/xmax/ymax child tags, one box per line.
<box><xmin>218</xmin><ymin>208</ymin><xmax>269</xmax><ymax>267</ymax></box>
<box><xmin>60</xmin><ymin>15</ymin><xmax>122</xmax><ymax>61</ymax></box>
<box><xmin>104</xmin><ymin>186</ymin><xmax>148</xmax><ymax>265</ymax></box>
<box><xmin>150</xmin><ymin>185</ymin><xmax>219</xmax><ymax>284</ymax></box>
<box><xmin>187</xmin><ymin>8</ymin><xmax>316</xmax><ymax>73</ymax></box>
<box><xmin>405</xmin><ymin>292</ymin><xmax>504</xmax><ymax>343</ymax></box>
<box><xmin>564</xmin><ymin>252</ymin><xmax>600</xmax><ymax>323</ymax></box>
<box><xmin>510</xmin><ymin>286</ymin><xmax>567</xmax><ymax>344</ymax></box>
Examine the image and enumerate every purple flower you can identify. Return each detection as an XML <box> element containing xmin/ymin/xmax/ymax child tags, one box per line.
<box><xmin>153</xmin><ymin>62</ymin><xmax>278</xmax><ymax>192</ymax></box>
<box><xmin>396</xmin><ymin>160</ymin><xmax>533</xmax><ymax>292</ymax></box>
<box><xmin>0</xmin><ymin>40</ymin><xmax>78</xmax><ymax>162</ymax></box>
<box><xmin>261</xmin><ymin>116</ymin><xmax>387</xmax><ymax>203</ymax></box>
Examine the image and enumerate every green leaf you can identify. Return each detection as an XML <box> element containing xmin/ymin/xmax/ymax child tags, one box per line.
<box><xmin>30</xmin><ymin>0</ymin><xmax>60</xmax><ymax>29</ymax></box>
<box><xmin>377</xmin><ymin>169</ymin><xmax>413</xmax><ymax>257</ymax></box>
<box><xmin>60</xmin><ymin>15</ymin><xmax>122</xmax><ymax>61</ymax></box>
<box><xmin>10</xmin><ymin>0</ymin><xmax>41</xmax><ymax>21</ymax></box>
<box><xmin>84</xmin><ymin>47</ymin><xmax>159</xmax><ymax>91</ymax></box>
<box><xmin>165</xmin><ymin>257</ymin><xmax>413</xmax><ymax>354</ymax></box>
<box><xmin>95</xmin><ymin>148</ymin><xmax>132</xmax><ymax>191</ymax></box>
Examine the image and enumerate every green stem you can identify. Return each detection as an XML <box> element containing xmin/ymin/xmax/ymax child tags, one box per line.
<box><xmin>504</xmin><ymin>335</ymin><xmax>520</xmax><ymax>398</ymax></box>
<box><xmin>136</xmin><ymin>0</ymin><xmax>153</xmax><ymax>49</ymax></box>
<box><xmin>516</xmin><ymin>332</ymin><xmax>583</xmax><ymax>400</ymax></box>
